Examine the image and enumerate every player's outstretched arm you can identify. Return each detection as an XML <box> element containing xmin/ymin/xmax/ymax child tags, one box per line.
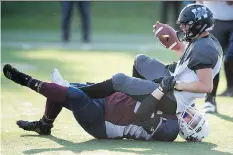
<box><xmin>135</xmin><ymin>76</ymin><xmax>176</xmax><ymax>121</ymax></box>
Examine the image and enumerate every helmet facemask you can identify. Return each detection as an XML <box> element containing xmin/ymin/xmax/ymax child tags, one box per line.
<box><xmin>176</xmin><ymin>20</ymin><xmax>208</xmax><ymax>42</ymax></box>
<box><xmin>178</xmin><ymin>107</ymin><xmax>210</xmax><ymax>142</ymax></box>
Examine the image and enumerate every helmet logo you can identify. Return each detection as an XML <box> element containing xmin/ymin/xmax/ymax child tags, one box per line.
<box><xmin>188</xmin><ymin>21</ymin><xmax>194</xmax><ymax>25</ymax></box>
<box><xmin>191</xmin><ymin>7</ymin><xmax>208</xmax><ymax>20</ymax></box>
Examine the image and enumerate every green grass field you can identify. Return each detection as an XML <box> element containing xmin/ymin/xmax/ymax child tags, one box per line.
<box><xmin>1</xmin><ymin>46</ymin><xmax>233</xmax><ymax>155</ymax></box>
<box><xmin>1</xmin><ymin>1</ymin><xmax>233</xmax><ymax>155</ymax></box>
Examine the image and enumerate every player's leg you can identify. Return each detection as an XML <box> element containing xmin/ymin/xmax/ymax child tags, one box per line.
<box><xmin>79</xmin><ymin>55</ymin><xmax>170</xmax><ymax>99</ymax></box>
<box><xmin>52</xmin><ymin>70</ymin><xmax>106</xmax><ymax>138</ymax></box>
<box><xmin>132</xmin><ymin>54</ymin><xmax>170</xmax><ymax>81</ymax></box>
<box><xmin>16</xmin><ymin>88</ymin><xmax>106</xmax><ymax>137</ymax></box>
<box><xmin>79</xmin><ymin>73</ymin><xmax>159</xmax><ymax>101</ymax></box>
<box><xmin>61</xmin><ymin>1</ymin><xmax>74</xmax><ymax>42</ymax></box>
<box><xmin>79</xmin><ymin>72</ymin><xmax>177</xmax><ymax>106</ymax></box>
<box><xmin>15</xmin><ymin>69</ymin><xmax>91</xmax><ymax>135</ymax></box>
<box><xmin>16</xmin><ymin>99</ymin><xmax>63</xmax><ymax>135</ymax></box>
<box><xmin>222</xmin><ymin>32</ymin><xmax>233</xmax><ymax>96</ymax></box>
<box><xmin>3</xmin><ymin>64</ymin><xmax>68</xmax><ymax>103</ymax></box>
<box><xmin>65</xmin><ymin>87</ymin><xmax>107</xmax><ymax>139</ymax></box>
<box><xmin>77</xmin><ymin>1</ymin><xmax>90</xmax><ymax>43</ymax></box>
<box><xmin>3</xmin><ymin>64</ymin><xmax>71</xmax><ymax>134</ymax></box>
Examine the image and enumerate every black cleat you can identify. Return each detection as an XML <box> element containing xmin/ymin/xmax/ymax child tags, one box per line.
<box><xmin>16</xmin><ymin>119</ymin><xmax>53</xmax><ymax>135</ymax></box>
<box><xmin>3</xmin><ymin>64</ymin><xmax>32</xmax><ymax>86</ymax></box>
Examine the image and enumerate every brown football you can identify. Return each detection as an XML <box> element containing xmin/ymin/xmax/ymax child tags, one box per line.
<box><xmin>153</xmin><ymin>21</ymin><xmax>181</xmax><ymax>51</ymax></box>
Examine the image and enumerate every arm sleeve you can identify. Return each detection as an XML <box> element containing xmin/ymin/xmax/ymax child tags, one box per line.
<box><xmin>134</xmin><ymin>94</ymin><xmax>159</xmax><ymax>121</ymax></box>
<box><xmin>139</xmin><ymin>115</ymin><xmax>179</xmax><ymax>142</ymax></box>
<box><xmin>188</xmin><ymin>44</ymin><xmax>218</xmax><ymax>71</ymax></box>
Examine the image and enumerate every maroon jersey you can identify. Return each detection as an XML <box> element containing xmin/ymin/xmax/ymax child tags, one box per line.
<box><xmin>104</xmin><ymin>92</ymin><xmax>137</xmax><ymax>125</ymax></box>
<box><xmin>102</xmin><ymin>92</ymin><xmax>175</xmax><ymax>140</ymax></box>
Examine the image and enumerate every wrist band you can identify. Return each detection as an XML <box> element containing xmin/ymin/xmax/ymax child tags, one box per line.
<box><xmin>157</xmin><ymin>86</ymin><xmax>164</xmax><ymax>92</ymax></box>
<box><xmin>152</xmin><ymin>88</ymin><xmax>164</xmax><ymax>100</ymax></box>
<box><xmin>174</xmin><ymin>80</ymin><xmax>181</xmax><ymax>89</ymax></box>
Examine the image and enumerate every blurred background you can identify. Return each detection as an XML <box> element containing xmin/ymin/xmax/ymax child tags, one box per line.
<box><xmin>1</xmin><ymin>1</ymin><xmax>187</xmax><ymax>51</ymax></box>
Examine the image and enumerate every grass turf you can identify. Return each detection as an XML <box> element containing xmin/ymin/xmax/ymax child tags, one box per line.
<box><xmin>1</xmin><ymin>47</ymin><xmax>233</xmax><ymax>155</ymax></box>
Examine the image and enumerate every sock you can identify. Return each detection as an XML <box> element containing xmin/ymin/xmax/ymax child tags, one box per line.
<box><xmin>41</xmin><ymin>99</ymin><xmax>63</xmax><ymax>125</ymax></box>
<box><xmin>27</xmin><ymin>79</ymin><xmax>43</xmax><ymax>92</ymax></box>
<box><xmin>79</xmin><ymin>79</ymin><xmax>115</xmax><ymax>98</ymax></box>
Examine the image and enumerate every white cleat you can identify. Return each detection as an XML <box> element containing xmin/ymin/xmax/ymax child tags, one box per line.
<box><xmin>51</xmin><ymin>68</ymin><xmax>70</xmax><ymax>87</ymax></box>
<box><xmin>203</xmin><ymin>102</ymin><xmax>217</xmax><ymax>113</ymax></box>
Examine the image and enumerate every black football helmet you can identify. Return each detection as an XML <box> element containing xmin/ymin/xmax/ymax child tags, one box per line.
<box><xmin>176</xmin><ymin>4</ymin><xmax>214</xmax><ymax>42</ymax></box>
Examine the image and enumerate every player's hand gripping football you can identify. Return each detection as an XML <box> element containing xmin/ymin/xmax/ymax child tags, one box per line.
<box><xmin>153</xmin><ymin>21</ymin><xmax>181</xmax><ymax>51</ymax></box>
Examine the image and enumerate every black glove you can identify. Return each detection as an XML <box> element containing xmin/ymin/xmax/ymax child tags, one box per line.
<box><xmin>165</xmin><ymin>62</ymin><xmax>177</xmax><ymax>73</ymax></box>
<box><xmin>159</xmin><ymin>76</ymin><xmax>176</xmax><ymax>94</ymax></box>
<box><xmin>152</xmin><ymin>77</ymin><xmax>164</xmax><ymax>83</ymax></box>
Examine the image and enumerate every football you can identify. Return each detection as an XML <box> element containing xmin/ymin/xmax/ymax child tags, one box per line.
<box><xmin>153</xmin><ymin>21</ymin><xmax>181</xmax><ymax>51</ymax></box>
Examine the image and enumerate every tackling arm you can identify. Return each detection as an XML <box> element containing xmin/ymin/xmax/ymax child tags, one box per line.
<box><xmin>135</xmin><ymin>76</ymin><xmax>176</xmax><ymax>121</ymax></box>
<box><xmin>135</xmin><ymin>88</ymin><xmax>164</xmax><ymax>121</ymax></box>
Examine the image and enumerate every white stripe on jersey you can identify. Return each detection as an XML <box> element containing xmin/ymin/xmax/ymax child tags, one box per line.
<box><xmin>105</xmin><ymin>118</ymin><xmax>163</xmax><ymax>140</ymax></box>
